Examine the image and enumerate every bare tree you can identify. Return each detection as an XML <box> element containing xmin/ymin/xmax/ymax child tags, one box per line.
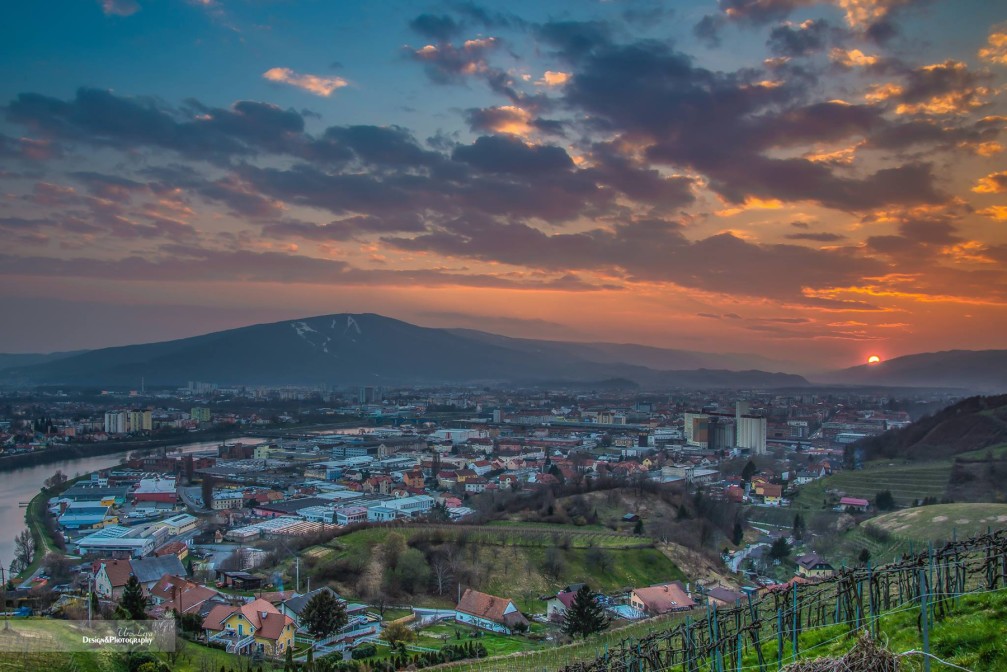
<box><xmin>431</xmin><ymin>555</ymin><xmax>454</xmax><ymax>596</ymax></box>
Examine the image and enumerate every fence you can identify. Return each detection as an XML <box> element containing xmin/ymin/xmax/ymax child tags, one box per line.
<box><xmin>555</xmin><ymin>529</ymin><xmax>1007</xmax><ymax>672</ymax></box>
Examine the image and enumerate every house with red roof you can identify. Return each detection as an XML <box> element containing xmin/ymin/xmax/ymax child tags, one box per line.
<box><xmin>202</xmin><ymin>597</ymin><xmax>296</xmax><ymax>657</ymax></box>
<box><xmin>630</xmin><ymin>582</ymin><xmax>696</xmax><ymax>615</ymax></box>
<box><xmin>455</xmin><ymin>588</ymin><xmax>528</xmax><ymax>634</ymax></box>
<box><xmin>839</xmin><ymin>497</ymin><xmax>869</xmax><ymax>512</ymax></box>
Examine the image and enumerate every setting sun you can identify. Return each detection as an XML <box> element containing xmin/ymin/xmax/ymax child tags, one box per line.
<box><xmin>867</xmin><ymin>355</ymin><xmax>882</xmax><ymax>364</ymax></box>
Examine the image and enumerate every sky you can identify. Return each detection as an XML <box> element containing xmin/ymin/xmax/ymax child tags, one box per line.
<box><xmin>1</xmin><ymin>0</ymin><xmax>1005</xmax><ymax>369</ymax></box>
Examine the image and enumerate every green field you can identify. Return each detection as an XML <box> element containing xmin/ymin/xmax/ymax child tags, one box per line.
<box><xmin>737</xmin><ymin>587</ymin><xmax>1007</xmax><ymax>671</ymax></box>
<box><xmin>955</xmin><ymin>442</ymin><xmax>1007</xmax><ymax>460</ymax></box>
<box><xmin>865</xmin><ymin>503</ymin><xmax>1007</xmax><ymax>543</ymax></box>
<box><xmin>314</xmin><ymin>524</ymin><xmax>684</xmax><ymax>612</ymax></box>
<box><xmin>792</xmin><ymin>461</ymin><xmax>952</xmax><ymax>510</ymax></box>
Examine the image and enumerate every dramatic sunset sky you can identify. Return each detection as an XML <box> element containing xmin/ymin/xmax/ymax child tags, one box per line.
<box><xmin>1</xmin><ymin>0</ymin><xmax>1005</xmax><ymax>368</ymax></box>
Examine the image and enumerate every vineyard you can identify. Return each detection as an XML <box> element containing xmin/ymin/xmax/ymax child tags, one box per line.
<box><xmin>555</xmin><ymin>529</ymin><xmax>1007</xmax><ymax>672</ymax></box>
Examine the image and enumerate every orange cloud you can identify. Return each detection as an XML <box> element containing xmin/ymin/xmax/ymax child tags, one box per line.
<box><xmin>942</xmin><ymin>241</ymin><xmax>996</xmax><ymax>264</ymax></box>
<box><xmin>836</xmin><ymin>0</ymin><xmax>915</xmax><ymax>30</ymax></box>
<box><xmin>896</xmin><ymin>61</ymin><xmax>993</xmax><ymax>115</ymax></box>
<box><xmin>962</xmin><ymin>141</ymin><xmax>1004</xmax><ymax>156</ymax></box>
<box><xmin>978</xmin><ymin>205</ymin><xmax>1007</xmax><ymax>221</ymax></box>
<box><xmin>830</xmin><ymin>48</ymin><xmax>878</xmax><ymax>67</ymax></box>
<box><xmin>865</xmin><ymin>82</ymin><xmax>903</xmax><ymax>103</ymax></box>
<box><xmin>804</xmin><ymin>144</ymin><xmax>860</xmax><ymax>165</ymax></box>
<box><xmin>262</xmin><ymin>68</ymin><xmax>348</xmax><ymax>96</ymax></box>
<box><xmin>972</xmin><ymin>171</ymin><xmax>1007</xmax><ymax>194</ymax></box>
<box><xmin>979</xmin><ymin>24</ymin><xmax>1007</xmax><ymax>64</ymax></box>
<box><xmin>476</xmin><ymin>106</ymin><xmax>534</xmax><ymax>136</ymax></box>
<box><xmin>715</xmin><ymin>197</ymin><xmax>785</xmax><ymax>217</ymax></box>
<box><xmin>536</xmin><ymin>71</ymin><xmax>571</xmax><ymax>87</ymax></box>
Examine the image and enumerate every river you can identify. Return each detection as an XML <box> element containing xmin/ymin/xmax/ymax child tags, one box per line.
<box><xmin>0</xmin><ymin>436</ymin><xmax>267</xmax><ymax>573</ymax></box>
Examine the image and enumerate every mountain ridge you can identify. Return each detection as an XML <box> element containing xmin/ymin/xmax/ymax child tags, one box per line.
<box><xmin>823</xmin><ymin>349</ymin><xmax>1007</xmax><ymax>392</ymax></box>
<box><xmin>0</xmin><ymin>313</ymin><xmax>807</xmax><ymax>389</ymax></box>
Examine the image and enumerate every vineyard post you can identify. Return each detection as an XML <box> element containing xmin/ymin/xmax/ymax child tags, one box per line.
<box><xmin>791</xmin><ymin>582</ymin><xmax>798</xmax><ymax>659</ymax></box>
<box><xmin>776</xmin><ymin>608</ymin><xmax>782</xmax><ymax>671</ymax></box>
<box><xmin>919</xmin><ymin>568</ymin><xmax>931</xmax><ymax>672</ymax></box>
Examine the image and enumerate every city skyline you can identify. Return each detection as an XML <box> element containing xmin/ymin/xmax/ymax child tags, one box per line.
<box><xmin>2</xmin><ymin>0</ymin><xmax>1006</xmax><ymax>367</ymax></box>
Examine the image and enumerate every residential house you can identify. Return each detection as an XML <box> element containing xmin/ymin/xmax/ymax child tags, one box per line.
<box><xmin>279</xmin><ymin>587</ymin><xmax>342</xmax><ymax>631</ymax></box>
<box><xmin>402</xmin><ymin>469</ymin><xmax>425</xmax><ymax>489</ymax></box>
<box><xmin>761</xmin><ymin>484</ymin><xmax>783</xmax><ymax>506</ymax></box>
<box><xmin>455</xmin><ymin>589</ymin><xmax>529</xmax><ymax>634</ymax></box>
<box><xmin>94</xmin><ymin>559</ymin><xmax>134</xmax><ymax>600</ymax></box>
<box><xmin>202</xmin><ymin>598</ymin><xmax>296</xmax><ymax>657</ymax></box>
<box><xmin>148</xmin><ymin>575</ymin><xmax>225</xmax><ymax>616</ymax></box>
<box><xmin>705</xmin><ymin>586</ymin><xmax>745</xmax><ymax>609</ymax></box>
<box><xmin>545</xmin><ymin>584</ymin><xmax>585</xmax><ymax>622</ymax></box>
<box><xmin>335</xmin><ymin>506</ymin><xmax>368</xmax><ymax>526</ymax></box>
<box><xmin>131</xmin><ymin>555</ymin><xmax>187</xmax><ymax>591</ymax></box>
<box><xmin>839</xmin><ymin>497</ymin><xmax>870</xmax><ymax>512</ymax></box>
<box><xmin>796</xmin><ymin>553</ymin><xmax>835</xmax><ymax>580</ymax></box>
<box><xmin>630</xmin><ymin>582</ymin><xmax>696</xmax><ymax>615</ymax></box>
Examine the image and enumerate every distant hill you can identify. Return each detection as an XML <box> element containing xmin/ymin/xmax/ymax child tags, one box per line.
<box><xmin>855</xmin><ymin>394</ymin><xmax>1007</xmax><ymax>462</ymax></box>
<box><xmin>446</xmin><ymin>329</ymin><xmax>798</xmax><ymax>372</ymax></box>
<box><xmin>826</xmin><ymin>350</ymin><xmax>1007</xmax><ymax>392</ymax></box>
<box><xmin>0</xmin><ymin>313</ymin><xmax>809</xmax><ymax>389</ymax></box>
<box><xmin>0</xmin><ymin>351</ymin><xmax>85</xmax><ymax>372</ymax></box>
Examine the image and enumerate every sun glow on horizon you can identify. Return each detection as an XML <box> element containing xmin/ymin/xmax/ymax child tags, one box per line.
<box><xmin>867</xmin><ymin>355</ymin><xmax>882</xmax><ymax>364</ymax></box>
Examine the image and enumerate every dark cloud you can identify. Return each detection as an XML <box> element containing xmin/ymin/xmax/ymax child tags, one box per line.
<box><xmin>584</xmin><ymin>143</ymin><xmax>696</xmax><ymax>209</ymax></box>
<box><xmin>535</xmin><ymin>20</ymin><xmax>614</xmax><ymax>61</ymax></box>
<box><xmin>409</xmin><ymin>14</ymin><xmax>463</xmax><ymax>42</ymax></box>
<box><xmin>785</xmin><ymin>232</ymin><xmax>846</xmax><ymax>242</ymax></box>
<box><xmin>383</xmin><ymin>218</ymin><xmax>886</xmax><ymax>305</ymax></box>
<box><xmin>866</xmin><ymin>218</ymin><xmax>960</xmax><ymax>258</ymax></box>
<box><xmin>262</xmin><ymin>215</ymin><xmax>426</xmax><ymax>241</ymax></box>
<box><xmin>0</xmin><ymin>248</ymin><xmax>606</xmax><ymax>291</ymax></box>
<box><xmin>317</xmin><ymin>125</ymin><xmax>442</xmax><ymax>167</ymax></box>
<box><xmin>767</xmin><ymin>19</ymin><xmax>831</xmax><ymax>57</ymax></box>
<box><xmin>452</xmin><ymin>135</ymin><xmax>573</xmax><ymax>174</ymax></box>
<box><xmin>5</xmin><ymin>89</ymin><xmax>306</xmax><ymax>163</ymax></box>
<box><xmin>545</xmin><ymin>35</ymin><xmax>943</xmax><ymax>209</ymax></box>
<box><xmin>407</xmin><ymin>38</ymin><xmax>500</xmax><ymax>85</ymax></box>
<box><xmin>692</xmin><ymin>15</ymin><xmax>724</xmax><ymax>47</ymax></box>
<box><xmin>895</xmin><ymin>60</ymin><xmax>993</xmax><ymax>114</ymax></box>
<box><xmin>70</xmin><ymin>171</ymin><xmax>147</xmax><ymax>201</ymax></box>
<box><xmin>865</xmin><ymin>19</ymin><xmax>899</xmax><ymax>44</ymax></box>
<box><xmin>790</xmin><ymin>221</ymin><xmax>810</xmax><ymax>229</ymax></box>
<box><xmin>0</xmin><ymin>133</ymin><xmax>62</xmax><ymax>161</ymax></box>
<box><xmin>697</xmin><ymin>313</ymin><xmax>723</xmax><ymax>319</ymax></box>
<box><xmin>448</xmin><ymin>2</ymin><xmax>527</xmax><ymax>31</ymax></box>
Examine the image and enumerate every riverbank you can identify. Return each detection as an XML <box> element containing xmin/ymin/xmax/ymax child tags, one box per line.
<box><xmin>0</xmin><ymin>416</ymin><xmax>384</xmax><ymax>473</ymax></box>
<box><xmin>16</xmin><ymin>475</ymin><xmax>79</xmax><ymax>583</ymax></box>
<box><xmin>0</xmin><ymin>428</ymin><xmax>255</xmax><ymax>473</ymax></box>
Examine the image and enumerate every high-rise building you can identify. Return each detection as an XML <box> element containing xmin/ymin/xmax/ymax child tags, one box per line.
<box><xmin>683</xmin><ymin>412</ymin><xmax>710</xmax><ymax>448</ymax></box>
<box><xmin>191</xmin><ymin>407</ymin><xmax>211</xmax><ymax>423</ymax></box>
<box><xmin>736</xmin><ymin>415</ymin><xmax>767</xmax><ymax>455</ymax></box>
<box><xmin>104</xmin><ymin>411</ymin><xmax>127</xmax><ymax>434</ymax></box>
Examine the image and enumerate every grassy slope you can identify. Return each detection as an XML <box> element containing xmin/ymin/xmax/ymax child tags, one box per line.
<box><xmin>866</xmin><ymin>503</ymin><xmax>1007</xmax><ymax>542</ymax></box>
<box><xmin>315</xmin><ymin>524</ymin><xmax>684</xmax><ymax>612</ymax></box>
<box><xmin>790</xmin><ymin>461</ymin><xmax>952</xmax><ymax>510</ymax></box>
<box><xmin>741</xmin><ymin>588</ymin><xmax>1007</xmax><ymax>671</ymax></box>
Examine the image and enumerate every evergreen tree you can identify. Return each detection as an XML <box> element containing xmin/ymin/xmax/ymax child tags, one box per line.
<box><xmin>875</xmin><ymin>490</ymin><xmax>895</xmax><ymax>511</ymax></box>
<box><xmin>741</xmin><ymin>460</ymin><xmax>757</xmax><ymax>482</ymax></box>
<box><xmin>633</xmin><ymin>518</ymin><xmax>644</xmax><ymax>535</ymax></box>
<box><xmin>769</xmin><ymin>537</ymin><xmax>791</xmax><ymax>562</ymax></box>
<box><xmin>301</xmin><ymin>589</ymin><xmax>348</xmax><ymax>640</ymax></box>
<box><xmin>731</xmin><ymin>520</ymin><xmax>744</xmax><ymax>546</ymax></box>
<box><xmin>792</xmin><ymin>513</ymin><xmax>805</xmax><ymax>541</ymax></box>
<box><xmin>562</xmin><ymin>585</ymin><xmax>610</xmax><ymax>639</ymax></box>
<box><xmin>119</xmin><ymin>575</ymin><xmax>147</xmax><ymax>620</ymax></box>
